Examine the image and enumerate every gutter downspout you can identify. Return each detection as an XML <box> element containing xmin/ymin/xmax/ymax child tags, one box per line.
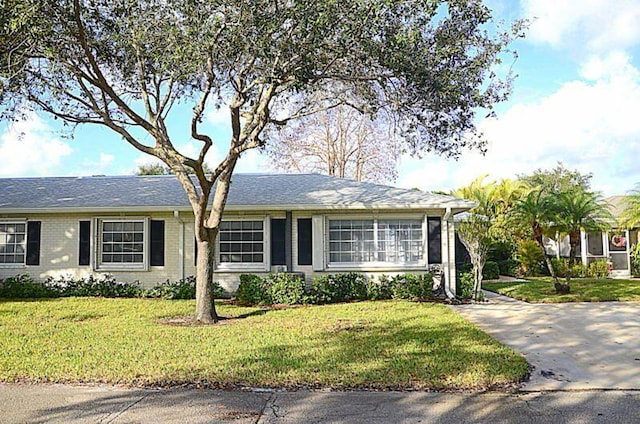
<box><xmin>443</xmin><ymin>207</ymin><xmax>456</xmax><ymax>299</ymax></box>
<box><xmin>173</xmin><ymin>210</ymin><xmax>185</xmax><ymax>280</ymax></box>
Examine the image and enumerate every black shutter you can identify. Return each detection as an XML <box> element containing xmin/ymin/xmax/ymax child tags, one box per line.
<box><xmin>150</xmin><ymin>220</ymin><xmax>165</xmax><ymax>266</ymax></box>
<box><xmin>78</xmin><ymin>221</ymin><xmax>91</xmax><ymax>266</ymax></box>
<box><xmin>427</xmin><ymin>217</ymin><xmax>442</xmax><ymax>264</ymax></box>
<box><xmin>26</xmin><ymin>221</ymin><xmax>41</xmax><ymax>266</ymax></box>
<box><xmin>297</xmin><ymin>218</ymin><xmax>312</xmax><ymax>266</ymax></box>
<box><xmin>194</xmin><ymin>237</ymin><xmax>198</xmax><ymax>266</ymax></box>
<box><xmin>271</xmin><ymin>219</ymin><xmax>286</xmax><ymax>266</ymax></box>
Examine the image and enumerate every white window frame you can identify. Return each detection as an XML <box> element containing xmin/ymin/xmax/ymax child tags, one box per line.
<box><xmin>325</xmin><ymin>214</ymin><xmax>427</xmax><ymax>271</ymax></box>
<box><xmin>215</xmin><ymin>216</ymin><xmax>270</xmax><ymax>272</ymax></box>
<box><xmin>0</xmin><ymin>219</ymin><xmax>27</xmax><ymax>268</ymax></box>
<box><xmin>94</xmin><ymin>217</ymin><xmax>149</xmax><ymax>271</ymax></box>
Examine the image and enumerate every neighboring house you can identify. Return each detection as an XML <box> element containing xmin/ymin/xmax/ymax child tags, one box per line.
<box><xmin>0</xmin><ymin>174</ymin><xmax>475</xmax><ymax>294</ymax></box>
<box><xmin>544</xmin><ymin>196</ymin><xmax>638</xmax><ymax>278</ymax></box>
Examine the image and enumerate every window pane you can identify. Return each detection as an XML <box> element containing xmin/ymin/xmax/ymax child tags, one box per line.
<box><xmin>328</xmin><ymin>219</ymin><xmax>423</xmax><ymax>264</ymax></box>
<box><xmin>610</xmin><ymin>252</ymin><xmax>628</xmax><ymax>270</ymax></box>
<box><xmin>587</xmin><ymin>232</ymin><xmax>604</xmax><ymax>256</ymax></box>
<box><xmin>0</xmin><ymin>223</ymin><xmax>27</xmax><ymax>264</ymax></box>
<box><xmin>219</xmin><ymin>220</ymin><xmax>265</xmax><ymax>263</ymax></box>
<box><xmin>100</xmin><ymin>220</ymin><xmax>145</xmax><ymax>265</ymax></box>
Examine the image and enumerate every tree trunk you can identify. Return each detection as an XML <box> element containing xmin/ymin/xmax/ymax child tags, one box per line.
<box><xmin>533</xmin><ymin>223</ymin><xmax>569</xmax><ymax>293</ymax></box>
<box><xmin>473</xmin><ymin>263</ymin><xmax>484</xmax><ymax>301</ymax></box>
<box><xmin>536</xmin><ymin>239</ymin><xmax>569</xmax><ymax>292</ymax></box>
<box><xmin>568</xmin><ymin>231</ymin><xmax>580</xmax><ymax>266</ymax></box>
<box><xmin>195</xmin><ymin>230</ymin><xmax>218</xmax><ymax>323</ymax></box>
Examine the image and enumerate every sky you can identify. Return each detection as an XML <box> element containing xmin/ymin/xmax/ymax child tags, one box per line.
<box><xmin>2</xmin><ymin>0</ymin><xmax>640</xmax><ymax>197</ymax></box>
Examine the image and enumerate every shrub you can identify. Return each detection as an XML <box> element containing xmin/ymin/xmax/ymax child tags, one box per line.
<box><xmin>588</xmin><ymin>259</ymin><xmax>610</xmax><ymax>279</ymax></box>
<box><xmin>365</xmin><ymin>276</ymin><xmax>394</xmax><ymax>300</ymax></box>
<box><xmin>390</xmin><ymin>273</ymin><xmax>433</xmax><ymax>301</ymax></box>
<box><xmin>0</xmin><ymin>274</ymin><xmax>54</xmax><ymax>298</ymax></box>
<box><xmin>307</xmin><ymin>272</ymin><xmax>370</xmax><ymax>304</ymax></box>
<box><xmin>517</xmin><ymin>240</ymin><xmax>545</xmax><ymax>276</ymax></box>
<box><xmin>235</xmin><ymin>274</ymin><xmax>271</xmax><ymax>305</ymax></box>
<box><xmin>631</xmin><ymin>243</ymin><xmax>640</xmax><ymax>277</ymax></box>
<box><xmin>144</xmin><ymin>276</ymin><xmax>224</xmax><ymax>299</ymax></box>
<box><xmin>457</xmin><ymin>271</ymin><xmax>474</xmax><ymax>299</ymax></box>
<box><xmin>498</xmin><ymin>259</ymin><xmax>520</xmax><ymax>277</ymax></box>
<box><xmin>550</xmin><ymin>258</ymin><xmax>587</xmax><ymax>278</ymax></box>
<box><xmin>44</xmin><ymin>274</ymin><xmax>143</xmax><ymax>298</ymax></box>
<box><xmin>488</xmin><ymin>241</ymin><xmax>515</xmax><ymax>262</ymax></box>
<box><xmin>267</xmin><ymin>273</ymin><xmax>306</xmax><ymax>305</ymax></box>
<box><xmin>457</xmin><ymin>262</ymin><xmax>472</xmax><ymax>274</ymax></box>
<box><xmin>483</xmin><ymin>261</ymin><xmax>500</xmax><ymax>280</ymax></box>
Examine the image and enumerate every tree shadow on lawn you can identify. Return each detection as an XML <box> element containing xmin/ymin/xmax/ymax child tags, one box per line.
<box><xmin>222</xmin><ymin>317</ymin><xmax>529</xmax><ymax>391</ymax></box>
<box><xmin>159</xmin><ymin>308</ymin><xmax>269</xmax><ymax>326</ymax></box>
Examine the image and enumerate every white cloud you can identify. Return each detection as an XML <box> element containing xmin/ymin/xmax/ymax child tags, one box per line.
<box><xmin>0</xmin><ymin>114</ymin><xmax>72</xmax><ymax>176</ymax></box>
<box><xmin>398</xmin><ymin>52</ymin><xmax>640</xmax><ymax>195</ymax></box>
<box><xmin>522</xmin><ymin>0</ymin><xmax>640</xmax><ymax>53</ymax></box>
<box><xmin>207</xmin><ymin>105</ymin><xmax>231</xmax><ymax>129</ymax></box>
<box><xmin>76</xmin><ymin>153</ymin><xmax>115</xmax><ymax>176</ymax></box>
<box><xmin>235</xmin><ymin>149</ymin><xmax>270</xmax><ymax>173</ymax></box>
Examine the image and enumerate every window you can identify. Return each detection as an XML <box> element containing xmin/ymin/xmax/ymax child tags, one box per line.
<box><xmin>99</xmin><ymin>220</ymin><xmax>146</xmax><ymax>268</ymax></box>
<box><xmin>328</xmin><ymin>218</ymin><xmax>424</xmax><ymax>265</ymax></box>
<box><xmin>219</xmin><ymin>220</ymin><xmax>264</xmax><ymax>264</ymax></box>
<box><xmin>587</xmin><ymin>232</ymin><xmax>604</xmax><ymax>256</ymax></box>
<box><xmin>0</xmin><ymin>222</ymin><xmax>26</xmax><ymax>265</ymax></box>
<box><xmin>377</xmin><ymin>220</ymin><xmax>423</xmax><ymax>262</ymax></box>
<box><xmin>329</xmin><ymin>220</ymin><xmax>375</xmax><ymax>263</ymax></box>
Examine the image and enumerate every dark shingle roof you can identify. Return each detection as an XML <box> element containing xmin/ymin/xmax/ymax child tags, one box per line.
<box><xmin>0</xmin><ymin>174</ymin><xmax>474</xmax><ymax>212</ymax></box>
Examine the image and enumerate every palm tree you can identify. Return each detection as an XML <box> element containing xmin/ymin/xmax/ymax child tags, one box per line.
<box><xmin>554</xmin><ymin>190</ymin><xmax>612</xmax><ymax>268</ymax></box>
<box><xmin>620</xmin><ymin>185</ymin><xmax>640</xmax><ymax>229</ymax></box>
<box><xmin>510</xmin><ymin>188</ymin><xmax>563</xmax><ymax>290</ymax></box>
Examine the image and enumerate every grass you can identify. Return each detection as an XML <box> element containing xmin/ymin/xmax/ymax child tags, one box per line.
<box><xmin>0</xmin><ymin>298</ymin><xmax>528</xmax><ymax>391</ymax></box>
<box><xmin>483</xmin><ymin>277</ymin><xmax>640</xmax><ymax>303</ymax></box>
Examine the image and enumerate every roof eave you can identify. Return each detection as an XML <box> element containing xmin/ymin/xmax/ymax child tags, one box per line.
<box><xmin>0</xmin><ymin>201</ymin><xmax>474</xmax><ymax>215</ymax></box>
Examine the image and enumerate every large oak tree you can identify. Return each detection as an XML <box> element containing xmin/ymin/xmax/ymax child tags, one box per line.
<box><xmin>1</xmin><ymin>0</ymin><xmax>524</xmax><ymax>322</ymax></box>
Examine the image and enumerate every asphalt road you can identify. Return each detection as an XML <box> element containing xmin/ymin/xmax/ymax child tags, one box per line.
<box><xmin>1</xmin><ymin>384</ymin><xmax>640</xmax><ymax>424</ymax></box>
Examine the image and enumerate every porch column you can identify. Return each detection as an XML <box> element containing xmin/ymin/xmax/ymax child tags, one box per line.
<box><xmin>580</xmin><ymin>230</ymin><xmax>588</xmax><ymax>266</ymax></box>
<box><xmin>442</xmin><ymin>208</ymin><xmax>456</xmax><ymax>297</ymax></box>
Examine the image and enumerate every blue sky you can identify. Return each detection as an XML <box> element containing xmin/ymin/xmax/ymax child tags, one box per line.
<box><xmin>2</xmin><ymin>0</ymin><xmax>640</xmax><ymax>197</ymax></box>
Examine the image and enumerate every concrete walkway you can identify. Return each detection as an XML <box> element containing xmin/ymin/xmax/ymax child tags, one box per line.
<box><xmin>454</xmin><ymin>292</ymin><xmax>640</xmax><ymax>391</ymax></box>
<box><xmin>2</xmin><ymin>384</ymin><xmax>640</xmax><ymax>423</ymax></box>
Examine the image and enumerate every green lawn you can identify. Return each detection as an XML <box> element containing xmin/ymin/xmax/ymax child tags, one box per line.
<box><xmin>483</xmin><ymin>277</ymin><xmax>640</xmax><ymax>303</ymax></box>
<box><xmin>0</xmin><ymin>298</ymin><xmax>527</xmax><ymax>391</ymax></box>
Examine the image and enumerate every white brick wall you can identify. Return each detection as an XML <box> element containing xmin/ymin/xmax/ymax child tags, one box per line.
<box><xmin>0</xmin><ymin>212</ymin><xmax>181</xmax><ymax>288</ymax></box>
<box><xmin>0</xmin><ymin>208</ymin><xmax>456</xmax><ymax>294</ymax></box>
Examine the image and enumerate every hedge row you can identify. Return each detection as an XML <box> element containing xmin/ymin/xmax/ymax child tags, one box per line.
<box><xmin>0</xmin><ymin>274</ymin><xmax>224</xmax><ymax>300</ymax></box>
<box><xmin>234</xmin><ymin>272</ymin><xmax>435</xmax><ymax>306</ymax></box>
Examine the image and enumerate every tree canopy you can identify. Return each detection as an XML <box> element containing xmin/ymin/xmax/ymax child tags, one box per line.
<box><xmin>1</xmin><ymin>0</ymin><xmax>525</xmax><ymax>321</ymax></box>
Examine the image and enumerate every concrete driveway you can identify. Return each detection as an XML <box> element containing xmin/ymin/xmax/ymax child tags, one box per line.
<box><xmin>453</xmin><ymin>292</ymin><xmax>640</xmax><ymax>391</ymax></box>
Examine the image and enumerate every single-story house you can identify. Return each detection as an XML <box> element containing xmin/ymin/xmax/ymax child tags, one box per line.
<box><xmin>544</xmin><ymin>195</ymin><xmax>638</xmax><ymax>278</ymax></box>
<box><xmin>0</xmin><ymin>174</ymin><xmax>475</xmax><ymax>294</ymax></box>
